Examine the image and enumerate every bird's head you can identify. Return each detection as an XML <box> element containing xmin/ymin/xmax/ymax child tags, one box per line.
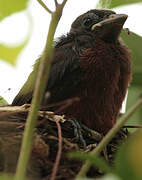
<box><xmin>70</xmin><ymin>9</ymin><xmax>128</xmax><ymax>43</ymax></box>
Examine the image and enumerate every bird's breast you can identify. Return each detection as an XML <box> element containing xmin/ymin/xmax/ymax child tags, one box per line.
<box><xmin>62</xmin><ymin>40</ymin><xmax>131</xmax><ymax>133</ymax></box>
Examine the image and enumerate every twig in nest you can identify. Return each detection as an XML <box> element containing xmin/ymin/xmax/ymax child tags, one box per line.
<box><xmin>0</xmin><ymin>104</ymin><xmax>31</xmax><ymax>118</ymax></box>
<box><xmin>50</xmin><ymin>117</ymin><xmax>63</xmax><ymax>180</ymax></box>
<box><xmin>103</xmin><ymin>146</ymin><xmax>109</xmax><ymax>162</ymax></box>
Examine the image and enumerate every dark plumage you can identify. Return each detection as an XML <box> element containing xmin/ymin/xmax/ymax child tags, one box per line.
<box><xmin>12</xmin><ymin>9</ymin><xmax>132</xmax><ymax>134</ymax></box>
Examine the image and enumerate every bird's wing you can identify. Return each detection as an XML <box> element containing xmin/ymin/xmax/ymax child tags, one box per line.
<box><xmin>46</xmin><ymin>47</ymin><xmax>82</xmax><ymax>104</ymax></box>
<box><xmin>12</xmin><ymin>44</ymin><xmax>82</xmax><ymax>106</ymax></box>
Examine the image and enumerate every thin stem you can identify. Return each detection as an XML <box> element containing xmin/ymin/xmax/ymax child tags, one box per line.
<box><xmin>62</xmin><ymin>0</ymin><xmax>68</xmax><ymax>6</ymax></box>
<box><xmin>37</xmin><ymin>0</ymin><xmax>53</xmax><ymax>14</ymax></box>
<box><xmin>14</xmin><ymin>1</ymin><xmax>68</xmax><ymax>180</ymax></box>
<box><xmin>76</xmin><ymin>96</ymin><xmax>142</xmax><ymax>178</ymax></box>
<box><xmin>50</xmin><ymin>119</ymin><xmax>62</xmax><ymax>180</ymax></box>
<box><xmin>54</xmin><ymin>0</ymin><xmax>58</xmax><ymax>6</ymax></box>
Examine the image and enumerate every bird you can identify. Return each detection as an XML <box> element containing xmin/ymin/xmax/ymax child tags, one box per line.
<box><xmin>12</xmin><ymin>9</ymin><xmax>132</xmax><ymax>134</ymax></box>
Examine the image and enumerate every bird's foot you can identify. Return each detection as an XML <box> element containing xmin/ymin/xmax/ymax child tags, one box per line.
<box><xmin>67</xmin><ymin>118</ymin><xmax>86</xmax><ymax>148</ymax></box>
<box><xmin>67</xmin><ymin>118</ymin><xmax>102</xmax><ymax>148</ymax></box>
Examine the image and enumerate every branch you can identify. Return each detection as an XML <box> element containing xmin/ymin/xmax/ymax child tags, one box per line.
<box><xmin>76</xmin><ymin>96</ymin><xmax>142</xmax><ymax>178</ymax></box>
<box><xmin>37</xmin><ymin>0</ymin><xmax>53</xmax><ymax>14</ymax></box>
<box><xmin>54</xmin><ymin>0</ymin><xmax>58</xmax><ymax>6</ymax></box>
<box><xmin>62</xmin><ymin>0</ymin><xmax>68</xmax><ymax>6</ymax></box>
<box><xmin>14</xmin><ymin>1</ymin><xmax>68</xmax><ymax>180</ymax></box>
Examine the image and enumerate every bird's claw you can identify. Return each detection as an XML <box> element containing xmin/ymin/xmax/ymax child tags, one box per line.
<box><xmin>67</xmin><ymin>118</ymin><xmax>87</xmax><ymax>148</ymax></box>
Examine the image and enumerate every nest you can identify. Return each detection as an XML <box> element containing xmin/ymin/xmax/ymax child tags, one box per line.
<box><xmin>0</xmin><ymin>105</ymin><xmax>128</xmax><ymax>180</ymax></box>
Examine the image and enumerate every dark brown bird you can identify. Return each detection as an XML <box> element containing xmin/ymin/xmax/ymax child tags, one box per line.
<box><xmin>12</xmin><ymin>9</ymin><xmax>132</xmax><ymax>134</ymax></box>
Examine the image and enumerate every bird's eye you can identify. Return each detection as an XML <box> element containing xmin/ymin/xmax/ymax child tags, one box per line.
<box><xmin>83</xmin><ymin>18</ymin><xmax>92</xmax><ymax>27</ymax></box>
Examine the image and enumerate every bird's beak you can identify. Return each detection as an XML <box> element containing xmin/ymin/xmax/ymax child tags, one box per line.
<box><xmin>91</xmin><ymin>14</ymin><xmax>128</xmax><ymax>42</ymax></box>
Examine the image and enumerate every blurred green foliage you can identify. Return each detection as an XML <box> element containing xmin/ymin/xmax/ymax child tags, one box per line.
<box><xmin>69</xmin><ymin>152</ymin><xmax>112</xmax><ymax>174</ymax></box>
<box><xmin>0</xmin><ymin>0</ymin><xmax>29</xmax><ymax>21</ymax></box>
<box><xmin>121</xmin><ymin>31</ymin><xmax>142</xmax><ymax>86</ymax></box>
<box><xmin>0</xmin><ymin>96</ymin><xmax>8</xmax><ymax>105</ymax></box>
<box><xmin>126</xmin><ymin>86</ymin><xmax>142</xmax><ymax>126</ymax></box>
<box><xmin>114</xmin><ymin>130</ymin><xmax>142</xmax><ymax>180</ymax></box>
<box><xmin>0</xmin><ymin>174</ymin><xmax>27</xmax><ymax>180</ymax></box>
<box><xmin>97</xmin><ymin>0</ymin><xmax>142</xmax><ymax>8</ymax></box>
<box><xmin>0</xmin><ymin>42</ymin><xmax>28</xmax><ymax>65</ymax></box>
<box><xmin>0</xmin><ymin>0</ymin><xmax>30</xmax><ymax>65</ymax></box>
<box><xmin>121</xmin><ymin>31</ymin><xmax>142</xmax><ymax>126</ymax></box>
<box><xmin>109</xmin><ymin>0</ymin><xmax>142</xmax><ymax>8</ymax></box>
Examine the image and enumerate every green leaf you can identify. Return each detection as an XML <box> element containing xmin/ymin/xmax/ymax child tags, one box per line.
<box><xmin>98</xmin><ymin>174</ymin><xmax>121</xmax><ymax>180</ymax></box>
<box><xmin>69</xmin><ymin>152</ymin><xmax>112</xmax><ymax>173</ymax></box>
<box><xmin>96</xmin><ymin>0</ymin><xmax>142</xmax><ymax>9</ymax></box>
<box><xmin>114</xmin><ymin>130</ymin><xmax>142</xmax><ymax>180</ymax></box>
<box><xmin>121</xmin><ymin>31</ymin><xmax>142</xmax><ymax>126</ymax></box>
<box><xmin>96</xmin><ymin>0</ymin><xmax>112</xmax><ymax>8</ymax></box>
<box><xmin>0</xmin><ymin>96</ymin><xmax>8</xmax><ymax>105</ymax></box>
<box><xmin>121</xmin><ymin>30</ymin><xmax>142</xmax><ymax>86</ymax></box>
<box><xmin>109</xmin><ymin>0</ymin><xmax>142</xmax><ymax>9</ymax></box>
<box><xmin>0</xmin><ymin>42</ymin><xmax>27</xmax><ymax>65</ymax></box>
<box><xmin>126</xmin><ymin>87</ymin><xmax>142</xmax><ymax>126</ymax></box>
<box><xmin>0</xmin><ymin>13</ymin><xmax>32</xmax><ymax>65</ymax></box>
<box><xmin>0</xmin><ymin>0</ymin><xmax>29</xmax><ymax>21</ymax></box>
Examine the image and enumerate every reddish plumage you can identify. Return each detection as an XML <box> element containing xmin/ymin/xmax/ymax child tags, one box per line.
<box><xmin>12</xmin><ymin>9</ymin><xmax>132</xmax><ymax>134</ymax></box>
<box><xmin>61</xmin><ymin>39</ymin><xmax>131</xmax><ymax>133</ymax></box>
